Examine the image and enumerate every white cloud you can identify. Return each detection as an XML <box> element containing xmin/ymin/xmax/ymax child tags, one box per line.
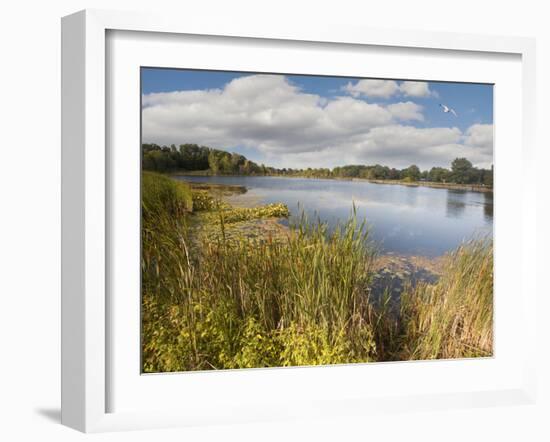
<box><xmin>399</xmin><ymin>81</ymin><xmax>436</xmax><ymax>98</ymax></box>
<box><xmin>340</xmin><ymin>126</ymin><xmax>467</xmax><ymax>168</ymax></box>
<box><xmin>342</xmin><ymin>79</ymin><xmax>436</xmax><ymax>99</ymax></box>
<box><xmin>363</xmin><ymin>126</ymin><xmax>462</xmax><ymax>150</ymax></box>
<box><xmin>343</xmin><ymin>79</ymin><xmax>400</xmax><ymax>99</ymax></box>
<box><xmin>387</xmin><ymin>101</ymin><xmax>424</xmax><ymax>121</ymax></box>
<box><xmin>142</xmin><ymin>74</ymin><xmax>492</xmax><ymax>170</ymax></box>
<box><xmin>463</xmin><ymin>123</ymin><xmax>493</xmax><ymax>150</ymax></box>
<box><xmin>323</xmin><ymin>97</ymin><xmax>393</xmax><ymax>129</ymax></box>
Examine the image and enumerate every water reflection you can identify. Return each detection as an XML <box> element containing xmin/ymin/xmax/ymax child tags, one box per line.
<box><xmin>176</xmin><ymin>175</ymin><xmax>493</xmax><ymax>257</ymax></box>
<box><xmin>445</xmin><ymin>190</ymin><xmax>467</xmax><ymax>218</ymax></box>
<box><xmin>403</xmin><ymin>185</ymin><xmax>419</xmax><ymax>207</ymax></box>
<box><xmin>483</xmin><ymin>192</ymin><xmax>494</xmax><ymax>221</ymax></box>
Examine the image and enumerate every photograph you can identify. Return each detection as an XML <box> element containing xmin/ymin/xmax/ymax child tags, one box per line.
<box><xmin>140</xmin><ymin>68</ymin><xmax>494</xmax><ymax>373</ymax></box>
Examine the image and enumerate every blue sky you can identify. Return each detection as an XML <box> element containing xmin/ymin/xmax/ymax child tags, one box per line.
<box><xmin>141</xmin><ymin>68</ymin><xmax>494</xmax><ymax>169</ymax></box>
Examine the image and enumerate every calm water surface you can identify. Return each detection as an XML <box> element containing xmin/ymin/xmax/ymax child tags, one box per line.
<box><xmin>175</xmin><ymin>176</ymin><xmax>493</xmax><ymax>257</ymax></box>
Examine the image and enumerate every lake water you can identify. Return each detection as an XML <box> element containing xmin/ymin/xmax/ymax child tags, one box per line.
<box><xmin>175</xmin><ymin>175</ymin><xmax>493</xmax><ymax>257</ymax></box>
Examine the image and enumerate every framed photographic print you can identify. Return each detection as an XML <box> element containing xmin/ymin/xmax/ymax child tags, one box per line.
<box><xmin>61</xmin><ymin>9</ymin><xmax>537</xmax><ymax>432</ymax></box>
<box><xmin>140</xmin><ymin>68</ymin><xmax>495</xmax><ymax>374</ymax></box>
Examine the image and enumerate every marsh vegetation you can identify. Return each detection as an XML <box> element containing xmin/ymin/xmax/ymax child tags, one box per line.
<box><xmin>141</xmin><ymin>172</ymin><xmax>493</xmax><ymax>372</ymax></box>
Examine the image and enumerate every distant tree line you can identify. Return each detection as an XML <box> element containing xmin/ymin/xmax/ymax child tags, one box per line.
<box><xmin>142</xmin><ymin>143</ymin><xmax>493</xmax><ymax>187</ymax></box>
<box><xmin>142</xmin><ymin>143</ymin><xmax>268</xmax><ymax>175</ymax></box>
<box><xmin>330</xmin><ymin>159</ymin><xmax>492</xmax><ymax>186</ymax></box>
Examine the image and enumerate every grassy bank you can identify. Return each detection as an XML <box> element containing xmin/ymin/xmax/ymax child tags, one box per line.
<box><xmin>141</xmin><ymin>172</ymin><xmax>493</xmax><ymax>372</ymax></box>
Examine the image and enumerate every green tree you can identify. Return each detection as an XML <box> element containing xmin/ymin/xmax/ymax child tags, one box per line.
<box><xmin>220</xmin><ymin>154</ymin><xmax>232</xmax><ymax>173</ymax></box>
<box><xmin>483</xmin><ymin>165</ymin><xmax>494</xmax><ymax>187</ymax></box>
<box><xmin>371</xmin><ymin>164</ymin><xmax>389</xmax><ymax>179</ymax></box>
<box><xmin>208</xmin><ymin>151</ymin><xmax>221</xmax><ymax>174</ymax></box>
<box><xmin>402</xmin><ymin>165</ymin><xmax>421</xmax><ymax>181</ymax></box>
<box><xmin>451</xmin><ymin>158</ymin><xmax>473</xmax><ymax>184</ymax></box>
<box><xmin>428</xmin><ymin>167</ymin><xmax>451</xmax><ymax>183</ymax></box>
<box><xmin>388</xmin><ymin>168</ymin><xmax>401</xmax><ymax>180</ymax></box>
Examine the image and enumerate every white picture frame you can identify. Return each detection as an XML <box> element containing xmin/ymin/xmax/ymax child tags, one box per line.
<box><xmin>61</xmin><ymin>9</ymin><xmax>537</xmax><ymax>433</ymax></box>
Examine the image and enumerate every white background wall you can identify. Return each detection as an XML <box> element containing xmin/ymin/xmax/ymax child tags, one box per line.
<box><xmin>0</xmin><ymin>1</ymin><xmax>547</xmax><ymax>440</ymax></box>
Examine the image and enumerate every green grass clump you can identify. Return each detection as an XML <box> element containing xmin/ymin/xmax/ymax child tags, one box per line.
<box><xmin>142</xmin><ymin>171</ymin><xmax>192</xmax><ymax>220</ymax></box>
<box><xmin>141</xmin><ymin>172</ymin><xmax>194</xmax><ymax>304</ymax></box>
<box><xmin>398</xmin><ymin>239</ymin><xmax>493</xmax><ymax>360</ymax></box>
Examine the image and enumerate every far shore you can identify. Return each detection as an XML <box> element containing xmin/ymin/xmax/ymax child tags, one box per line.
<box><xmin>170</xmin><ymin>170</ymin><xmax>493</xmax><ymax>193</ymax></box>
<box><xmin>353</xmin><ymin>178</ymin><xmax>492</xmax><ymax>193</ymax></box>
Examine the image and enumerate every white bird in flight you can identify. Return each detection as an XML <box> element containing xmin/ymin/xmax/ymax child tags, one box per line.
<box><xmin>439</xmin><ymin>103</ymin><xmax>458</xmax><ymax>117</ymax></box>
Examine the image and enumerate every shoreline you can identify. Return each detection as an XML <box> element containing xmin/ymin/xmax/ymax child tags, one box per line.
<box><xmin>184</xmin><ymin>176</ymin><xmax>469</xmax><ymax>297</ymax></box>
<box><xmin>211</xmin><ymin>184</ymin><xmax>447</xmax><ymax>297</ymax></box>
<box><xmin>185</xmin><ymin>178</ymin><xmax>467</xmax><ymax>267</ymax></box>
<box><xmin>170</xmin><ymin>171</ymin><xmax>493</xmax><ymax>193</ymax></box>
<box><xmin>357</xmin><ymin>178</ymin><xmax>492</xmax><ymax>193</ymax></box>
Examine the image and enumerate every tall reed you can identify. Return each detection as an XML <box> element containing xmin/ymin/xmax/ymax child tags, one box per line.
<box><xmin>141</xmin><ymin>173</ymin><xmax>381</xmax><ymax>371</ymax></box>
<box><xmin>398</xmin><ymin>239</ymin><xmax>493</xmax><ymax>360</ymax></box>
<box><xmin>141</xmin><ymin>172</ymin><xmax>494</xmax><ymax>372</ymax></box>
